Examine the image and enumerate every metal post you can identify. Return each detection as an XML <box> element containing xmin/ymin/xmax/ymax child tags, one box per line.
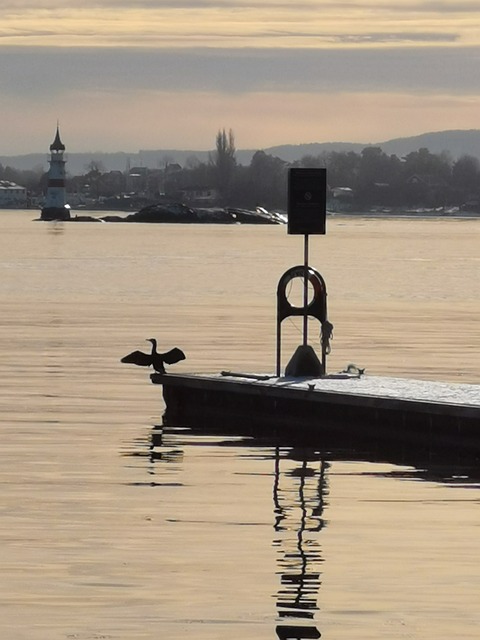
<box><xmin>303</xmin><ymin>234</ymin><xmax>309</xmax><ymax>345</ymax></box>
<box><xmin>276</xmin><ymin>317</ymin><xmax>281</xmax><ymax>377</ymax></box>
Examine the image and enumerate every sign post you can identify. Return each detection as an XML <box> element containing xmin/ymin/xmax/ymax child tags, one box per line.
<box><xmin>287</xmin><ymin>168</ymin><xmax>327</xmax><ymax>348</ymax></box>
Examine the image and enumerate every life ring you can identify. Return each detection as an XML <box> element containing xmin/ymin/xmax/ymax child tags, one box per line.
<box><xmin>277</xmin><ymin>265</ymin><xmax>327</xmax><ymax>321</ymax></box>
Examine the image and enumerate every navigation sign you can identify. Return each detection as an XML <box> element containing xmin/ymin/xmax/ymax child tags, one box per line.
<box><xmin>287</xmin><ymin>168</ymin><xmax>326</xmax><ymax>235</ymax></box>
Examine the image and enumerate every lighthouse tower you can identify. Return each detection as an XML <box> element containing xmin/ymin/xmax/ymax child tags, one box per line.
<box><xmin>41</xmin><ymin>125</ymin><xmax>70</xmax><ymax>221</ymax></box>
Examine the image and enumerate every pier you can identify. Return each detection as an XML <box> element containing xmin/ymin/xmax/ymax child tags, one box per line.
<box><xmin>150</xmin><ymin>168</ymin><xmax>479</xmax><ymax>459</ymax></box>
<box><xmin>152</xmin><ymin>371</ymin><xmax>480</xmax><ymax>457</ymax></box>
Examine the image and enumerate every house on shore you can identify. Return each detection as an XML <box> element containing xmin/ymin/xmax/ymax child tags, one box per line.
<box><xmin>0</xmin><ymin>181</ymin><xmax>27</xmax><ymax>208</ymax></box>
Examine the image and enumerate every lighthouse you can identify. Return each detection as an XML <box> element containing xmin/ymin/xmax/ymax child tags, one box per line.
<box><xmin>41</xmin><ymin>125</ymin><xmax>70</xmax><ymax>221</ymax></box>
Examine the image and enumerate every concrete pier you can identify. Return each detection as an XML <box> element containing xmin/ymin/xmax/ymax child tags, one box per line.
<box><xmin>152</xmin><ymin>372</ymin><xmax>480</xmax><ymax>457</ymax></box>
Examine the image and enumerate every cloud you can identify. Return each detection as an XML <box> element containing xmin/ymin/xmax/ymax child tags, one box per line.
<box><xmin>2</xmin><ymin>0</ymin><xmax>478</xmax><ymax>9</ymax></box>
<box><xmin>391</xmin><ymin>1</ymin><xmax>479</xmax><ymax>11</ymax></box>
<box><xmin>331</xmin><ymin>33</ymin><xmax>458</xmax><ymax>43</ymax></box>
<box><xmin>1</xmin><ymin>1</ymin><xmax>478</xmax><ymax>48</ymax></box>
<box><xmin>1</xmin><ymin>46</ymin><xmax>479</xmax><ymax>99</ymax></box>
<box><xmin>1</xmin><ymin>1</ymin><xmax>479</xmax><ymax>155</ymax></box>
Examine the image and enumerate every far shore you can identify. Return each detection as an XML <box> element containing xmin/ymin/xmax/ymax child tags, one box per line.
<box><xmin>1</xmin><ymin>205</ymin><xmax>479</xmax><ymax>221</ymax></box>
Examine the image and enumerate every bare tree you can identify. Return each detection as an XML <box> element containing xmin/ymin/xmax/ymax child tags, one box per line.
<box><xmin>212</xmin><ymin>128</ymin><xmax>236</xmax><ymax>201</ymax></box>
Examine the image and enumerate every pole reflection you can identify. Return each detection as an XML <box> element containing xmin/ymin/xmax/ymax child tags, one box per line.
<box><xmin>130</xmin><ymin>422</ymin><xmax>480</xmax><ymax>639</ymax></box>
<box><xmin>137</xmin><ymin>427</ymin><xmax>328</xmax><ymax>637</ymax></box>
<box><xmin>273</xmin><ymin>447</ymin><xmax>327</xmax><ymax>639</ymax></box>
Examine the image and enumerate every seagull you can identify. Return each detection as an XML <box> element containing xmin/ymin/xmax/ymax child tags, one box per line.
<box><xmin>341</xmin><ymin>363</ymin><xmax>365</xmax><ymax>376</ymax></box>
<box><xmin>121</xmin><ymin>338</ymin><xmax>185</xmax><ymax>373</ymax></box>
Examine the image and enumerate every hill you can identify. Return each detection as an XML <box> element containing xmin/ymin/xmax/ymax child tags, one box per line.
<box><xmin>1</xmin><ymin>129</ymin><xmax>479</xmax><ymax>174</ymax></box>
<box><xmin>265</xmin><ymin>130</ymin><xmax>480</xmax><ymax>163</ymax></box>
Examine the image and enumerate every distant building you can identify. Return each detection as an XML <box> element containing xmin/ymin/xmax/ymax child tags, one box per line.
<box><xmin>41</xmin><ymin>126</ymin><xmax>70</xmax><ymax>220</ymax></box>
<box><xmin>0</xmin><ymin>181</ymin><xmax>27</xmax><ymax>208</ymax></box>
<box><xmin>405</xmin><ymin>173</ymin><xmax>449</xmax><ymax>207</ymax></box>
<box><xmin>126</xmin><ymin>166</ymin><xmax>148</xmax><ymax>193</ymax></box>
<box><xmin>406</xmin><ymin>173</ymin><xmax>446</xmax><ymax>188</ymax></box>
<box><xmin>180</xmin><ymin>185</ymin><xmax>219</xmax><ymax>206</ymax></box>
<box><xmin>327</xmin><ymin>186</ymin><xmax>354</xmax><ymax>212</ymax></box>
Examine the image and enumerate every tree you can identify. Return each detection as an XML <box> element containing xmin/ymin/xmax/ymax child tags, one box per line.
<box><xmin>325</xmin><ymin>151</ymin><xmax>360</xmax><ymax>187</ymax></box>
<box><xmin>85</xmin><ymin>160</ymin><xmax>106</xmax><ymax>175</ymax></box>
<box><xmin>180</xmin><ymin>159</ymin><xmax>216</xmax><ymax>192</ymax></box>
<box><xmin>81</xmin><ymin>161</ymin><xmax>104</xmax><ymax>194</ymax></box>
<box><xmin>296</xmin><ymin>154</ymin><xmax>327</xmax><ymax>169</ymax></box>
<box><xmin>451</xmin><ymin>155</ymin><xmax>480</xmax><ymax>195</ymax></box>
<box><xmin>212</xmin><ymin>128</ymin><xmax>236</xmax><ymax>202</ymax></box>
<box><xmin>354</xmin><ymin>147</ymin><xmax>403</xmax><ymax>207</ymax></box>
<box><xmin>401</xmin><ymin>148</ymin><xmax>451</xmax><ymax>181</ymax></box>
<box><xmin>185</xmin><ymin>155</ymin><xmax>201</xmax><ymax>170</ymax></box>
<box><xmin>399</xmin><ymin>148</ymin><xmax>452</xmax><ymax>207</ymax></box>
<box><xmin>244</xmin><ymin>150</ymin><xmax>287</xmax><ymax>209</ymax></box>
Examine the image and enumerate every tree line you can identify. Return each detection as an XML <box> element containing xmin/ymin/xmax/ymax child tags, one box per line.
<box><xmin>1</xmin><ymin>129</ymin><xmax>479</xmax><ymax>211</ymax></box>
<box><xmin>208</xmin><ymin>136</ymin><xmax>480</xmax><ymax>210</ymax></box>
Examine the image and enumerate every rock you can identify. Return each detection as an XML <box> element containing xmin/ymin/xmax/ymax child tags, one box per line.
<box><xmin>40</xmin><ymin>206</ymin><xmax>71</xmax><ymax>221</ymax></box>
<box><xmin>125</xmin><ymin>202</ymin><xmax>197</xmax><ymax>223</ymax></box>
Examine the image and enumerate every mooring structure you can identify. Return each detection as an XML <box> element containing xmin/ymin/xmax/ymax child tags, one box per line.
<box><xmin>149</xmin><ymin>167</ymin><xmax>480</xmax><ymax>457</ymax></box>
<box><xmin>276</xmin><ymin>168</ymin><xmax>331</xmax><ymax>377</ymax></box>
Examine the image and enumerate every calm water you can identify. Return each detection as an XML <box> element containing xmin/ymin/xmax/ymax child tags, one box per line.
<box><xmin>0</xmin><ymin>211</ymin><xmax>479</xmax><ymax>639</ymax></box>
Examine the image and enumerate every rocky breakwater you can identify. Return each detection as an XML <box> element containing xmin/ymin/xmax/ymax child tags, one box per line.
<box><xmin>37</xmin><ymin>202</ymin><xmax>285</xmax><ymax>224</ymax></box>
<box><xmin>111</xmin><ymin>203</ymin><xmax>284</xmax><ymax>224</ymax></box>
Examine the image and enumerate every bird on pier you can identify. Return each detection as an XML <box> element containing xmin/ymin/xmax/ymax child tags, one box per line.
<box><xmin>121</xmin><ymin>338</ymin><xmax>185</xmax><ymax>374</ymax></box>
<box><xmin>341</xmin><ymin>363</ymin><xmax>365</xmax><ymax>377</ymax></box>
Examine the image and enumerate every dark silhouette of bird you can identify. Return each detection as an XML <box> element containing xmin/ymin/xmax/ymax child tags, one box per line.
<box><xmin>341</xmin><ymin>363</ymin><xmax>365</xmax><ymax>376</ymax></box>
<box><xmin>121</xmin><ymin>338</ymin><xmax>185</xmax><ymax>373</ymax></box>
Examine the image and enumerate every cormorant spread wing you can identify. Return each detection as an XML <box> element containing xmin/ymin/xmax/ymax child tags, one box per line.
<box><xmin>161</xmin><ymin>347</ymin><xmax>186</xmax><ymax>365</ymax></box>
<box><xmin>121</xmin><ymin>350</ymin><xmax>152</xmax><ymax>366</ymax></box>
<box><xmin>121</xmin><ymin>339</ymin><xmax>186</xmax><ymax>373</ymax></box>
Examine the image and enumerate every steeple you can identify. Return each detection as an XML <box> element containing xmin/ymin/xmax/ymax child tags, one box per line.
<box><xmin>50</xmin><ymin>125</ymin><xmax>66</xmax><ymax>152</ymax></box>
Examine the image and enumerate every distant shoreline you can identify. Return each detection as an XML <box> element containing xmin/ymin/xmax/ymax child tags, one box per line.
<box><xmin>328</xmin><ymin>209</ymin><xmax>480</xmax><ymax>219</ymax></box>
<box><xmin>1</xmin><ymin>207</ymin><xmax>479</xmax><ymax>221</ymax></box>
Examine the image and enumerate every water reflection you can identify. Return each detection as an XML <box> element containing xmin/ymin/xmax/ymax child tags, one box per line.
<box><xmin>126</xmin><ymin>425</ymin><xmax>185</xmax><ymax>487</ymax></box>
<box><xmin>134</xmin><ymin>426</ymin><xmax>327</xmax><ymax>637</ymax></box>
<box><xmin>273</xmin><ymin>448</ymin><xmax>326</xmax><ymax>639</ymax></box>
<box><xmin>126</xmin><ymin>421</ymin><xmax>479</xmax><ymax>638</ymax></box>
<box><xmin>354</xmin><ymin>464</ymin><xmax>480</xmax><ymax>486</ymax></box>
<box><xmin>46</xmin><ymin>220</ymin><xmax>65</xmax><ymax>234</ymax></box>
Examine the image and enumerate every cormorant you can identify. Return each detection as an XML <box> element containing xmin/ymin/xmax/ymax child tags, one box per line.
<box><xmin>121</xmin><ymin>338</ymin><xmax>185</xmax><ymax>373</ymax></box>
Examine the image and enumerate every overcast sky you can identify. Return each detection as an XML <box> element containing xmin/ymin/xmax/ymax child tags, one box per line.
<box><xmin>1</xmin><ymin>0</ymin><xmax>479</xmax><ymax>154</ymax></box>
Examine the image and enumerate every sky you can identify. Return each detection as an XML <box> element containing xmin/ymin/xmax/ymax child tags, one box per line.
<box><xmin>1</xmin><ymin>0</ymin><xmax>479</xmax><ymax>155</ymax></box>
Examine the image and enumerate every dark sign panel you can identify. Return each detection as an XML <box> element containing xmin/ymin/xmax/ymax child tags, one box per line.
<box><xmin>287</xmin><ymin>168</ymin><xmax>327</xmax><ymax>235</ymax></box>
